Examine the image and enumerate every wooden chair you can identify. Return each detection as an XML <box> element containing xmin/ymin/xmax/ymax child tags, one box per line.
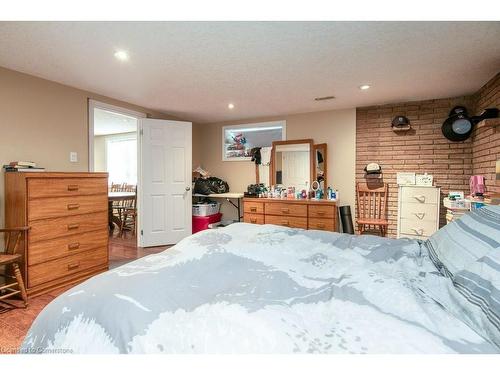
<box><xmin>356</xmin><ymin>183</ymin><xmax>389</xmax><ymax>236</ymax></box>
<box><xmin>109</xmin><ymin>182</ymin><xmax>124</xmax><ymax>192</ymax></box>
<box><xmin>0</xmin><ymin>227</ymin><xmax>29</xmax><ymax>308</ymax></box>
<box><xmin>119</xmin><ymin>185</ymin><xmax>137</xmax><ymax>237</ymax></box>
<box><xmin>110</xmin><ymin>183</ymin><xmax>127</xmax><ymax>226</ymax></box>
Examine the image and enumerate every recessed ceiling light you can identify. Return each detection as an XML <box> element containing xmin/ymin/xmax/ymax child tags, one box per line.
<box><xmin>359</xmin><ymin>84</ymin><xmax>371</xmax><ymax>90</ymax></box>
<box><xmin>228</xmin><ymin>103</ymin><xmax>235</xmax><ymax>109</ymax></box>
<box><xmin>114</xmin><ymin>50</ymin><xmax>129</xmax><ymax>61</ymax></box>
<box><xmin>314</xmin><ymin>96</ymin><xmax>335</xmax><ymax>101</ymax></box>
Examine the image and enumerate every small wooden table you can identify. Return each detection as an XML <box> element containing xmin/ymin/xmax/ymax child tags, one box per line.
<box><xmin>108</xmin><ymin>192</ymin><xmax>136</xmax><ymax>231</ymax></box>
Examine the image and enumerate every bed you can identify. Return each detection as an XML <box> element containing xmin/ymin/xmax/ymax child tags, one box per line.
<box><xmin>21</xmin><ymin>206</ymin><xmax>500</xmax><ymax>354</ymax></box>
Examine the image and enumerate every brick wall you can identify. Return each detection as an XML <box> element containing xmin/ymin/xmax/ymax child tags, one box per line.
<box><xmin>355</xmin><ymin>72</ymin><xmax>500</xmax><ymax>238</ymax></box>
<box><xmin>356</xmin><ymin>96</ymin><xmax>474</xmax><ymax>237</ymax></box>
<box><xmin>471</xmin><ymin>73</ymin><xmax>500</xmax><ymax>195</ymax></box>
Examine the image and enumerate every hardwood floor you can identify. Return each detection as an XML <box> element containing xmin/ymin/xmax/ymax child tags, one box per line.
<box><xmin>109</xmin><ymin>231</ymin><xmax>169</xmax><ymax>268</ymax></box>
<box><xmin>0</xmin><ymin>231</ymin><xmax>170</xmax><ymax>353</ymax></box>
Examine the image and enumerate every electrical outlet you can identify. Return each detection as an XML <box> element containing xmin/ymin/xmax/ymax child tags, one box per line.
<box><xmin>70</xmin><ymin>152</ymin><xmax>78</xmax><ymax>163</ymax></box>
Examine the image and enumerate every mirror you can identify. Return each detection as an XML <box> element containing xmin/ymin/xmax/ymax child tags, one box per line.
<box><xmin>271</xmin><ymin>139</ymin><xmax>314</xmax><ymax>190</ymax></box>
<box><xmin>313</xmin><ymin>143</ymin><xmax>328</xmax><ymax>190</ymax></box>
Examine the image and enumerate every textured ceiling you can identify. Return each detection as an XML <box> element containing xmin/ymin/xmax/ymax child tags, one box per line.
<box><xmin>0</xmin><ymin>21</ymin><xmax>499</xmax><ymax>123</ymax></box>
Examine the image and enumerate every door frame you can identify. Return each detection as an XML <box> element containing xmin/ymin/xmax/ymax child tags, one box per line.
<box><xmin>88</xmin><ymin>100</ymin><xmax>147</xmax><ymax>247</ymax></box>
<box><xmin>87</xmin><ymin>99</ymin><xmax>146</xmax><ymax>172</ymax></box>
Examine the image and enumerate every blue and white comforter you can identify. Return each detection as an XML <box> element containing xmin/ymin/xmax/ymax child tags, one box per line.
<box><xmin>21</xmin><ymin>223</ymin><xmax>499</xmax><ymax>354</ymax></box>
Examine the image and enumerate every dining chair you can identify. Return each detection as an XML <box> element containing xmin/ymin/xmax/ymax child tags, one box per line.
<box><xmin>119</xmin><ymin>185</ymin><xmax>137</xmax><ymax>237</ymax></box>
<box><xmin>110</xmin><ymin>182</ymin><xmax>124</xmax><ymax>192</ymax></box>
<box><xmin>356</xmin><ymin>182</ymin><xmax>389</xmax><ymax>236</ymax></box>
<box><xmin>0</xmin><ymin>227</ymin><xmax>29</xmax><ymax>309</ymax></box>
<box><xmin>110</xmin><ymin>183</ymin><xmax>128</xmax><ymax>225</ymax></box>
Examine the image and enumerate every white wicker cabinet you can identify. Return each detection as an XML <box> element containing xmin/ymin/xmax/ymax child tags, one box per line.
<box><xmin>397</xmin><ymin>185</ymin><xmax>440</xmax><ymax>240</ymax></box>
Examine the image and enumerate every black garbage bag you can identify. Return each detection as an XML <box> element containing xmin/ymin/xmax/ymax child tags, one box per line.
<box><xmin>193</xmin><ymin>177</ymin><xmax>230</xmax><ymax>195</ymax></box>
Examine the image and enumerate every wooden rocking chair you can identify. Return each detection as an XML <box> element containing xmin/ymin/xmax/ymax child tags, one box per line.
<box><xmin>356</xmin><ymin>183</ymin><xmax>389</xmax><ymax>236</ymax></box>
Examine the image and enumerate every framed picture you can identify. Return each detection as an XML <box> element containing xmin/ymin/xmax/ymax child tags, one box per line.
<box><xmin>222</xmin><ymin>121</ymin><xmax>286</xmax><ymax>161</ymax></box>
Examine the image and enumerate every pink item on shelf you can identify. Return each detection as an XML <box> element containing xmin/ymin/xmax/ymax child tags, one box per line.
<box><xmin>469</xmin><ymin>175</ymin><xmax>486</xmax><ymax>197</ymax></box>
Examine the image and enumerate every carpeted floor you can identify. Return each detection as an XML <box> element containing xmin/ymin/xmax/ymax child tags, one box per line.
<box><xmin>0</xmin><ymin>232</ymin><xmax>168</xmax><ymax>353</ymax></box>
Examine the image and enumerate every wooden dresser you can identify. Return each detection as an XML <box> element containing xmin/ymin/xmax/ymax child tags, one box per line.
<box><xmin>5</xmin><ymin>172</ymin><xmax>109</xmax><ymax>296</ymax></box>
<box><xmin>397</xmin><ymin>185</ymin><xmax>440</xmax><ymax>240</ymax></box>
<box><xmin>243</xmin><ymin>198</ymin><xmax>338</xmax><ymax>231</ymax></box>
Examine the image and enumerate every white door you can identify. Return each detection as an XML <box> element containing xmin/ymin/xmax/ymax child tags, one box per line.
<box><xmin>138</xmin><ymin>119</ymin><xmax>192</xmax><ymax>247</ymax></box>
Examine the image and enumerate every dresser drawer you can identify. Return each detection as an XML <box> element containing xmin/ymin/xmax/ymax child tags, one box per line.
<box><xmin>28</xmin><ymin>194</ymin><xmax>108</xmax><ymax>220</ymax></box>
<box><xmin>29</xmin><ymin>211</ymin><xmax>108</xmax><ymax>243</ymax></box>
<box><xmin>308</xmin><ymin>218</ymin><xmax>335</xmax><ymax>231</ymax></box>
<box><xmin>265</xmin><ymin>215</ymin><xmax>307</xmax><ymax>229</ymax></box>
<box><xmin>28</xmin><ymin>177</ymin><xmax>108</xmax><ymax>199</ymax></box>
<box><xmin>265</xmin><ymin>202</ymin><xmax>307</xmax><ymax>217</ymax></box>
<box><xmin>399</xmin><ymin>218</ymin><xmax>437</xmax><ymax>237</ymax></box>
<box><xmin>28</xmin><ymin>246</ymin><xmax>108</xmax><ymax>288</ymax></box>
<box><xmin>244</xmin><ymin>201</ymin><xmax>264</xmax><ymax>214</ymax></box>
<box><xmin>28</xmin><ymin>229</ymin><xmax>108</xmax><ymax>266</ymax></box>
<box><xmin>400</xmin><ymin>202</ymin><xmax>438</xmax><ymax>221</ymax></box>
<box><xmin>244</xmin><ymin>213</ymin><xmax>265</xmax><ymax>225</ymax></box>
<box><xmin>400</xmin><ymin>187</ymin><xmax>438</xmax><ymax>204</ymax></box>
<box><xmin>308</xmin><ymin>204</ymin><xmax>335</xmax><ymax>218</ymax></box>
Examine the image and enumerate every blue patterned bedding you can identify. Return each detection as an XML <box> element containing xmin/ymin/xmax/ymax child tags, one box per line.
<box><xmin>21</xmin><ymin>223</ymin><xmax>499</xmax><ymax>354</ymax></box>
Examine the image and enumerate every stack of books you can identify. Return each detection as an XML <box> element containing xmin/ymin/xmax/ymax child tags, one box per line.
<box><xmin>3</xmin><ymin>161</ymin><xmax>46</xmax><ymax>172</ymax></box>
<box><xmin>446</xmin><ymin>209</ymin><xmax>467</xmax><ymax>224</ymax></box>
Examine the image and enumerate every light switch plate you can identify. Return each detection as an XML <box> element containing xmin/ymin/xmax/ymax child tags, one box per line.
<box><xmin>70</xmin><ymin>152</ymin><xmax>78</xmax><ymax>163</ymax></box>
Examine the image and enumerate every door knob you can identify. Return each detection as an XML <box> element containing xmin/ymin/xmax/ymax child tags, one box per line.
<box><xmin>185</xmin><ymin>186</ymin><xmax>191</xmax><ymax>191</ymax></box>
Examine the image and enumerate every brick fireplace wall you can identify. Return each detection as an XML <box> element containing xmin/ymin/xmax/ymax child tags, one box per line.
<box><xmin>471</xmin><ymin>72</ymin><xmax>500</xmax><ymax>195</ymax></box>
<box><xmin>355</xmin><ymin>72</ymin><xmax>499</xmax><ymax>238</ymax></box>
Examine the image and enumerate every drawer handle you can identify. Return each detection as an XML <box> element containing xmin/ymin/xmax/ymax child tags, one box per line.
<box><xmin>316</xmin><ymin>211</ymin><xmax>326</xmax><ymax>216</ymax></box>
<box><xmin>281</xmin><ymin>220</ymin><xmax>290</xmax><ymax>226</ymax></box>
<box><xmin>413</xmin><ymin>195</ymin><xmax>426</xmax><ymax>203</ymax></box>
<box><xmin>411</xmin><ymin>228</ymin><xmax>424</xmax><ymax>236</ymax></box>
<box><xmin>250</xmin><ymin>218</ymin><xmax>257</xmax><ymax>224</ymax></box>
<box><xmin>67</xmin><ymin>184</ymin><xmax>79</xmax><ymax>191</ymax></box>
<box><xmin>413</xmin><ymin>212</ymin><xmax>426</xmax><ymax>220</ymax></box>
<box><xmin>68</xmin><ymin>242</ymin><xmax>80</xmax><ymax>250</ymax></box>
<box><xmin>250</xmin><ymin>207</ymin><xmax>257</xmax><ymax>212</ymax></box>
<box><xmin>67</xmin><ymin>223</ymin><xmax>80</xmax><ymax>230</ymax></box>
<box><xmin>67</xmin><ymin>262</ymin><xmax>80</xmax><ymax>270</ymax></box>
<box><xmin>316</xmin><ymin>223</ymin><xmax>325</xmax><ymax>229</ymax></box>
<box><xmin>281</xmin><ymin>208</ymin><xmax>290</xmax><ymax>213</ymax></box>
<box><xmin>67</xmin><ymin>203</ymin><xmax>80</xmax><ymax>210</ymax></box>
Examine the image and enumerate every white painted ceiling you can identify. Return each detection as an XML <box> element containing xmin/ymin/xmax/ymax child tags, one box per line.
<box><xmin>0</xmin><ymin>22</ymin><xmax>499</xmax><ymax>123</ymax></box>
<box><xmin>94</xmin><ymin>108</ymin><xmax>137</xmax><ymax>136</ymax></box>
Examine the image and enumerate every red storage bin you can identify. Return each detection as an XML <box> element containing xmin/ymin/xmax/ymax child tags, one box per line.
<box><xmin>192</xmin><ymin>213</ymin><xmax>222</xmax><ymax>234</ymax></box>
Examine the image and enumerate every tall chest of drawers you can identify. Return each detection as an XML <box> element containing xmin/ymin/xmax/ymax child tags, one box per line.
<box><xmin>243</xmin><ymin>198</ymin><xmax>338</xmax><ymax>232</ymax></box>
<box><xmin>5</xmin><ymin>172</ymin><xmax>109</xmax><ymax>296</ymax></box>
<box><xmin>397</xmin><ymin>185</ymin><xmax>440</xmax><ymax>240</ymax></box>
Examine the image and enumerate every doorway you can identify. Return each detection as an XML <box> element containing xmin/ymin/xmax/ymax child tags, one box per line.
<box><xmin>88</xmin><ymin>100</ymin><xmax>146</xmax><ymax>263</ymax></box>
<box><xmin>88</xmin><ymin>101</ymin><xmax>193</xmax><ymax>261</ymax></box>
